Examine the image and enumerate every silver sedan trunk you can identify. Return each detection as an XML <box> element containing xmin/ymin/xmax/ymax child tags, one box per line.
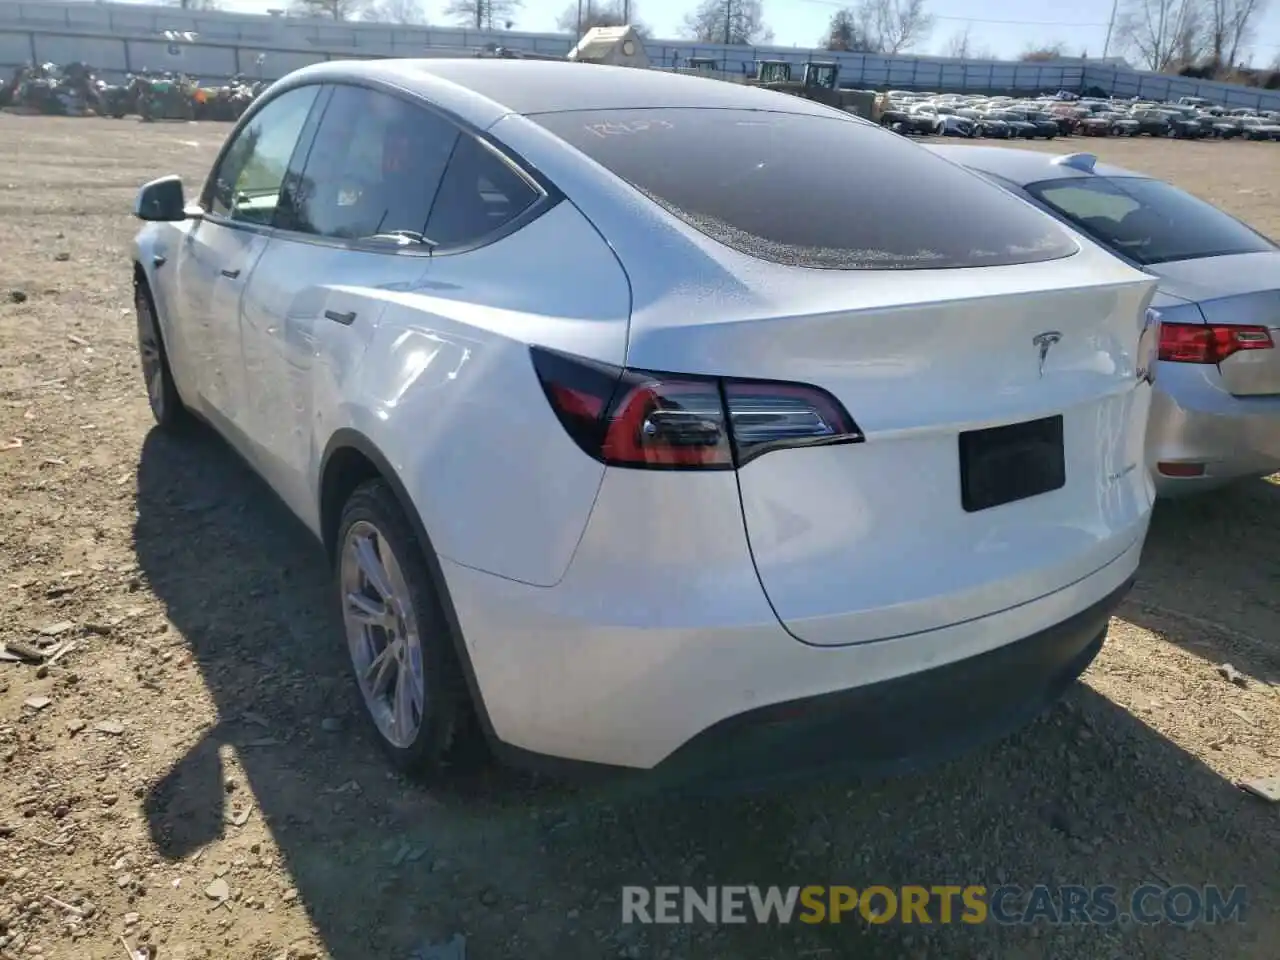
<box><xmin>1148</xmin><ymin>252</ymin><xmax>1280</xmax><ymax>397</ymax></box>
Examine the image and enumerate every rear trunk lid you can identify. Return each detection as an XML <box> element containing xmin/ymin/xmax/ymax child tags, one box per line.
<box><xmin>506</xmin><ymin>105</ymin><xmax>1157</xmax><ymax>647</ymax></box>
<box><xmin>626</xmin><ymin>246</ymin><xmax>1158</xmax><ymax>647</ymax></box>
<box><xmin>1149</xmin><ymin>252</ymin><xmax>1280</xmax><ymax>396</ymax></box>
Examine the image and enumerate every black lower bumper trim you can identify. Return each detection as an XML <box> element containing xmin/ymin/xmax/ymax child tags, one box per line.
<box><xmin>652</xmin><ymin>577</ymin><xmax>1133</xmax><ymax>792</ymax></box>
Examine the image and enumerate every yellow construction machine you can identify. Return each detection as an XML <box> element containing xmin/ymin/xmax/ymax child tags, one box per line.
<box><xmin>745</xmin><ymin>59</ymin><xmax>878</xmax><ymax>120</ymax></box>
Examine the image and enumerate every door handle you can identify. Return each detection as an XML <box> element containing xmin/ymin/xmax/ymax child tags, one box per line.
<box><xmin>220</xmin><ymin>268</ymin><xmax>241</xmax><ymax>279</ymax></box>
<box><xmin>324</xmin><ymin>309</ymin><xmax>357</xmax><ymax>326</ymax></box>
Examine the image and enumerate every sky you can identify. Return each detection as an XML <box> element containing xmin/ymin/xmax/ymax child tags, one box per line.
<box><xmin>143</xmin><ymin>0</ymin><xmax>1280</xmax><ymax>65</ymax></box>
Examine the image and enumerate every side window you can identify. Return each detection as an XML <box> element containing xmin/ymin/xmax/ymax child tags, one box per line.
<box><xmin>426</xmin><ymin>134</ymin><xmax>541</xmax><ymax>249</ymax></box>
<box><xmin>290</xmin><ymin>85</ymin><xmax>459</xmax><ymax>243</ymax></box>
<box><xmin>208</xmin><ymin>85</ymin><xmax>319</xmax><ymax>225</ymax></box>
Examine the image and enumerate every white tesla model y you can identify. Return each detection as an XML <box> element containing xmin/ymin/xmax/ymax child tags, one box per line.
<box><xmin>131</xmin><ymin>59</ymin><xmax>1160</xmax><ymax>786</ymax></box>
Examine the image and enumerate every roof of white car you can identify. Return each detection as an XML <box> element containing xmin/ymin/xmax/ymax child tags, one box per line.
<box><xmin>278</xmin><ymin>58</ymin><xmax>842</xmax><ymax>129</ymax></box>
<box><xmin>924</xmin><ymin>145</ymin><xmax>1143</xmax><ymax>185</ymax></box>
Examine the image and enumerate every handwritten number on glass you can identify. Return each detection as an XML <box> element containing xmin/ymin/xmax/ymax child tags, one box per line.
<box><xmin>584</xmin><ymin>119</ymin><xmax>675</xmax><ymax>138</ymax></box>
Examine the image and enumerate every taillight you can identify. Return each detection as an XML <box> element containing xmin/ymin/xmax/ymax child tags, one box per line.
<box><xmin>722</xmin><ymin>382</ymin><xmax>859</xmax><ymax>464</ymax></box>
<box><xmin>1157</xmin><ymin>322</ymin><xmax>1274</xmax><ymax>364</ymax></box>
<box><xmin>530</xmin><ymin>346</ymin><xmax>863</xmax><ymax>470</ymax></box>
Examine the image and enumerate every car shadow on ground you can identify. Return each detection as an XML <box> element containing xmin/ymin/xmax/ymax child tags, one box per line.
<box><xmin>133</xmin><ymin>427</ymin><xmax>1278</xmax><ymax>960</ymax></box>
<box><xmin>1123</xmin><ymin>477</ymin><xmax>1280</xmax><ymax>689</ymax></box>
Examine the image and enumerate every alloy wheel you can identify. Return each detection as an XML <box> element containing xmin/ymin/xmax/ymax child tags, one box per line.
<box><xmin>340</xmin><ymin>520</ymin><xmax>426</xmax><ymax>749</ymax></box>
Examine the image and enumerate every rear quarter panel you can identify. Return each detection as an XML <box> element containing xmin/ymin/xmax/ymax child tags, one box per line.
<box><xmin>323</xmin><ymin>199</ymin><xmax>631</xmax><ymax>588</ymax></box>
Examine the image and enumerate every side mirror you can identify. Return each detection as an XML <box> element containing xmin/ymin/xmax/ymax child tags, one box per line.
<box><xmin>134</xmin><ymin>175</ymin><xmax>190</xmax><ymax>222</ymax></box>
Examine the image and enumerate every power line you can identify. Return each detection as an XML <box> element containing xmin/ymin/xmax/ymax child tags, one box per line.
<box><xmin>797</xmin><ymin>1</ymin><xmax>1110</xmax><ymax>27</ymax></box>
<box><xmin>799</xmin><ymin>0</ymin><xmax>1280</xmax><ymax>51</ymax></box>
<box><xmin>928</xmin><ymin>14</ymin><xmax>1111</xmax><ymax>27</ymax></box>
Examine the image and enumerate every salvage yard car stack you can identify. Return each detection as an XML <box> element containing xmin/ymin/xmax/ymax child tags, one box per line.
<box><xmin>877</xmin><ymin>88</ymin><xmax>1280</xmax><ymax>142</ymax></box>
<box><xmin>0</xmin><ymin>60</ymin><xmax>265</xmax><ymax>120</ymax></box>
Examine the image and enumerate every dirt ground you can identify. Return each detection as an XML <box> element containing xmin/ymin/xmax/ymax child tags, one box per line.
<box><xmin>0</xmin><ymin>116</ymin><xmax>1277</xmax><ymax>960</ymax></box>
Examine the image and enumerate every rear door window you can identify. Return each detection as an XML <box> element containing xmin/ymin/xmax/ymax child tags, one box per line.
<box><xmin>288</xmin><ymin>84</ymin><xmax>460</xmax><ymax>244</ymax></box>
<box><xmin>529</xmin><ymin>108</ymin><xmax>1076</xmax><ymax>270</ymax></box>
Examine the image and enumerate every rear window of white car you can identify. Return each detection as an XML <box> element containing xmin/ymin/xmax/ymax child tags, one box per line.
<box><xmin>531</xmin><ymin>108</ymin><xmax>1077</xmax><ymax>270</ymax></box>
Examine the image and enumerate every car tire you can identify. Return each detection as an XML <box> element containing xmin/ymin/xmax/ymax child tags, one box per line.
<box><xmin>135</xmin><ymin>280</ymin><xmax>192</xmax><ymax>432</ymax></box>
<box><xmin>336</xmin><ymin>479</ymin><xmax>470</xmax><ymax>780</ymax></box>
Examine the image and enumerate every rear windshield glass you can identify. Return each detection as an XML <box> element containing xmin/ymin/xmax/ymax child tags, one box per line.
<box><xmin>1026</xmin><ymin>176</ymin><xmax>1275</xmax><ymax>265</ymax></box>
<box><xmin>531</xmin><ymin>108</ymin><xmax>1077</xmax><ymax>270</ymax></box>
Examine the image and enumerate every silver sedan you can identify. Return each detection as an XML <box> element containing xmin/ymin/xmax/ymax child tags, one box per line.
<box><xmin>928</xmin><ymin>145</ymin><xmax>1280</xmax><ymax>495</ymax></box>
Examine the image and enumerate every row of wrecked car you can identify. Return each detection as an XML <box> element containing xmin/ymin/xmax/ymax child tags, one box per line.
<box><xmin>878</xmin><ymin>90</ymin><xmax>1280</xmax><ymax>142</ymax></box>
<box><xmin>0</xmin><ymin>61</ymin><xmax>267</xmax><ymax>122</ymax></box>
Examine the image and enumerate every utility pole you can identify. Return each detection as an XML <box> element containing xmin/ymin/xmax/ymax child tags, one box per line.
<box><xmin>1101</xmin><ymin>0</ymin><xmax>1119</xmax><ymax>59</ymax></box>
<box><xmin>723</xmin><ymin>0</ymin><xmax>733</xmax><ymax>45</ymax></box>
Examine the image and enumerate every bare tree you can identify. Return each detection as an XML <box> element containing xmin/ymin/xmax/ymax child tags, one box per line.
<box><xmin>823</xmin><ymin>8</ymin><xmax>876</xmax><ymax>51</ymax></box>
<box><xmin>556</xmin><ymin>1</ymin><xmax>650</xmax><ymax>37</ymax></box>
<box><xmin>943</xmin><ymin>26</ymin><xmax>971</xmax><ymax>57</ymax></box>
<box><xmin>1205</xmin><ymin>0</ymin><xmax>1266</xmax><ymax>72</ymax></box>
<box><xmin>682</xmin><ymin>0</ymin><xmax>773</xmax><ymax>46</ymax></box>
<box><xmin>942</xmin><ymin>24</ymin><xmax>993</xmax><ymax>58</ymax></box>
<box><xmin>168</xmin><ymin>0</ymin><xmax>221</xmax><ymax>9</ymax></box>
<box><xmin>1116</xmin><ymin>0</ymin><xmax>1207</xmax><ymax>71</ymax></box>
<box><xmin>290</xmin><ymin>0</ymin><xmax>372</xmax><ymax>19</ymax></box>
<box><xmin>443</xmin><ymin>0</ymin><xmax>522</xmax><ymax>29</ymax></box>
<box><xmin>369</xmin><ymin>0</ymin><xmax>428</xmax><ymax>23</ymax></box>
<box><xmin>824</xmin><ymin>0</ymin><xmax>933</xmax><ymax>54</ymax></box>
<box><xmin>1020</xmin><ymin>41</ymin><xmax>1067</xmax><ymax>61</ymax></box>
<box><xmin>865</xmin><ymin>0</ymin><xmax>934</xmax><ymax>53</ymax></box>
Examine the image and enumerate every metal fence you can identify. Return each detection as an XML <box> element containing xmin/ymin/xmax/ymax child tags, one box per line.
<box><xmin>3</xmin><ymin>0</ymin><xmax>1280</xmax><ymax>110</ymax></box>
<box><xmin>1093</xmin><ymin>67</ymin><xmax>1280</xmax><ymax>109</ymax></box>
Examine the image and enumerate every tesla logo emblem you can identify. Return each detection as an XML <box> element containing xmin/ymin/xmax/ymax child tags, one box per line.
<box><xmin>1033</xmin><ymin>331</ymin><xmax>1063</xmax><ymax>377</ymax></box>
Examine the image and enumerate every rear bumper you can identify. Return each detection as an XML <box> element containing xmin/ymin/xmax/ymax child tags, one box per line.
<box><xmin>441</xmin><ymin>467</ymin><xmax>1147</xmax><ymax>778</ymax></box>
<box><xmin>654</xmin><ymin>577</ymin><xmax>1129</xmax><ymax>791</ymax></box>
<box><xmin>1148</xmin><ymin>365</ymin><xmax>1280</xmax><ymax>494</ymax></box>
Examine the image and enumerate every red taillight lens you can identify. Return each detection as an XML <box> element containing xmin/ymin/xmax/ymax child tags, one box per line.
<box><xmin>603</xmin><ymin>377</ymin><xmax>731</xmax><ymax>467</ymax></box>
<box><xmin>531</xmin><ymin>346</ymin><xmax>863</xmax><ymax>470</ymax></box>
<box><xmin>1157</xmin><ymin>322</ymin><xmax>1273</xmax><ymax>364</ymax></box>
<box><xmin>1157</xmin><ymin>461</ymin><xmax>1206</xmax><ymax>477</ymax></box>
